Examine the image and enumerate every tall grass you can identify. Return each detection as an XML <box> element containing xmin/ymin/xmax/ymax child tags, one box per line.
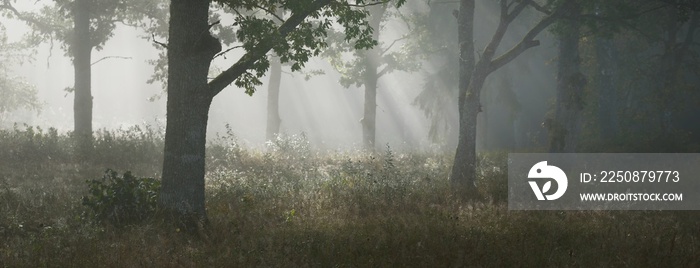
<box><xmin>0</xmin><ymin>125</ymin><xmax>699</xmax><ymax>267</ymax></box>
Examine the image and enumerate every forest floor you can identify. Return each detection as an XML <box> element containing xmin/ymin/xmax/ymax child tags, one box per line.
<box><xmin>1</xmin><ymin>125</ymin><xmax>699</xmax><ymax>267</ymax></box>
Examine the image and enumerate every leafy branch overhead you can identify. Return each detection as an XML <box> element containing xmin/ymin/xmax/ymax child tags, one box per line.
<box><xmin>0</xmin><ymin>0</ymin><xmax>165</xmax><ymax>55</ymax></box>
<box><xmin>206</xmin><ymin>0</ymin><xmax>406</xmax><ymax>96</ymax></box>
<box><xmin>0</xmin><ymin>24</ymin><xmax>41</xmax><ymax>117</ymax></box>
<box><xmin>322</xmin><ymin>1</ymin><xmax>421</xmax><ymax>88</ymax></box>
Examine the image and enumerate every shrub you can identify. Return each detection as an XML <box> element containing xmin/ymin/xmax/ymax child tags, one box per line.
<box><xmin>82</xmin><ymin>169</ymin><xmax>160</xmax><ymax>227</ymax></box>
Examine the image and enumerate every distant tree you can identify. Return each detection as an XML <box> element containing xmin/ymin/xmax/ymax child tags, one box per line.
<box><xmin>266</xmin><ymin>8</ymin><xmax>285</xmax><ymax>141</ymax></box>
<box><xmin>159</xmin><ymin>0</ymin><xmax>404</xmax><ymax>229</ymax></box>
<box><xmin>614</xmin><ymin>1</ymin><xmax>700</xmax><ymax>149</ymax></box>
<box><xmin>650</xmin><ymin>2</ymin><xmax>699</xmax><ymax>135</ymax></box>
<box><xmin>410</xmin><ymin>0</ymin><xmax>460</xmax><ymax>148</ymax></box>
<box><xmin>266</xmin><ymin>55</ymin><xmax>284</xmax><ymax>140</ymax></box>
<box><xmin>0</xmin><ymin>0</ymin><xmax>167</xmax><ymax>159</ymax></box>
<box><xmin>576</xmin><ymin>0</ymin><xmax>700</xmax><ymax>149</ymax></box>
<box><xmin>326</xmin><ymin>1</ymin><xmax>420</xmax><ymax>150</ymax></box>
<box><xmin>0</xmin><ymin>25</ymin><xmax>40</xmax><ymax>122</ymax></box>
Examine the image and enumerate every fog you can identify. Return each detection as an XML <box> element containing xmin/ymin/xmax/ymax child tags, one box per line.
<box><xmin>1</xmin><ymin>1</ymin><xmax>560</xmax><ymax>152</ymax></box>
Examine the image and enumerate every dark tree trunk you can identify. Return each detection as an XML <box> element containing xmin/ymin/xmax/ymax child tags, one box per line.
<box><xmin>450</xmin><ymin>0</ymin><xmax>562</xmax><ymax>187</ymax></box>
<box><xmin>658</xmin><ymin>7</ymin><xmax>679</xmax><ymax>134</ymax></box>
<box><xmin>451</xmin><ymin>74</ymin><xmax>483</xmax><ymax>188</ymax></box>
<box><xmin>657</xmin><ymin>10</ymin><xmax>698</xmax><ymax>134</ymax></box>
<box><xmin>266</xmin><ymin>56</ymin><xmax>282</xmax><ymax>141</ymax></box>
<box><xmin>360</xmin><ymin>4</ymin><xmax>386</xmax><ymax>151</ymax></box>
<box><xmin>595</xmin><ymin>36</ymin><xmax>618</xmax><ymax>141</ymax></box>
<box><xmin>361</xmin><ymin>68</ymin><xmax>377</xmax><ymax>150</ymax></box>
<box><xmin>449</xmin><ymin>0</ymin><xmax>475</xmax><ymax>188</ymax></box>
<box><xmin>479</xmin><ymin>104</ymin><xmax>488</xmax><ymax>150</ymax></box>
<box><xmin>550</xmin><ymin>2</ymin><xmax>583</xmax><ymax>153</ymax></box>
<box><xmin>72</xmin><ymin>0</ymin><xmax>93</xmax><ymax>160</ymax></box>
<box><xmin>159</xmin><ymin>0</ymin><xmax>219</xmax><ymax>228</ymax></box>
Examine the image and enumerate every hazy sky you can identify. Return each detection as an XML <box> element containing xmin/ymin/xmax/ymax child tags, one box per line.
<box><xmin>2</xmin><ymin>1</ymin><xmax>558</xmax><ymax>151</ymax></box>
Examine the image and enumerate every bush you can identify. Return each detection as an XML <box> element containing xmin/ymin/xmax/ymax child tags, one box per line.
<box><xmin>82</xmin><ymin>169</ymin><xmax>160</xmax><ymax>227</ymax></box>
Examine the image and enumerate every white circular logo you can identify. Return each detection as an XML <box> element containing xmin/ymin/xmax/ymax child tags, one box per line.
<box><xmin>527</xmin><ymin>161</ymin><xmax>568</xmax><ymax>201</ymax></box>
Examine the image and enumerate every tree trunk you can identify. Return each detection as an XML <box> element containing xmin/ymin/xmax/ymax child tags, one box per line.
<box><xmin>451</xmin><ymin>68</ymin><xmax>485</xmax><ymax>188</ymax></box>
<box><xmin>657</xmin><ymin>10</ymin><xmax>698</xmax><ymax>135</ymax></box>
<box><xmin>360</xmin><ymin>4</ymin><xmax>386</xmax><ymax>151</ymax></box>
<box><xmin>449</xmin><ymin>0</ymin><xmax>475</xmax><ymax>188</ymax></box>
<box><xmin>595</xmin><ymin>36</ymin><xmax>618</xmax><ymax>141</ymax></box>
<box><xmin>159</xmin><ymin>0</ymin><xmax>218</xmax><ymax>229</ymax></box>
<box><xmin>361</xmin><ymin>64</ymin><xmax>378</xmax><ymax>150</ymax></box>
<box><xmin>478</xmin><ymin>104</ymin><xmax>488</xmax><ymax>151</ymax></box>
<box><xmin>550</xmin><ymin>2</ymin><xmax>583</xmax><ymax>153</ymax></box>
<box><xmin>450</xmin><ymin>0</ymin><xmax>562</xmax><ymax>187</ymax></box>
<box><xmin>266</xmin><ymin>56</ymin><xmax>282</xmax><ymax>141</ymax></box>
<box><xmin>72</xmin><ymin>0</ymin><xmax>93</xmax><ymax>160</ymax></box>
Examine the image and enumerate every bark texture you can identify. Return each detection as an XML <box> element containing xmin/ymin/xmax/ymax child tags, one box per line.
<box><xmin>450</xmin><ymin>0</ymin><xmax>476</xmax><ymax>188</ymax></box>
<box><xmin>360</xmin><ymin>4</ymin><xmax>386</xmax><ymax>151</ymax></box>
<box><xmin>160</xmin><ymin>0</ymin><xmax>329</xmax><ymax>229</ymax></box>
<box><xmin>266</xmin><ymin>56</ymin><xmax>282</xmax><ymax>141</ymax></box>
<box><xmin>159</xmin><ymin>0</ymin><xmax>220</xmax><ymax>227</ymax></box>
<box><xmin>550</xmin><ymin>2</ymin><xmax>583</xmax><ymax>153</ymax></box>
<box><xmin>73</xmin><ymin>0</ymin><xmax>93</xmax><ymax>159</ymax></box>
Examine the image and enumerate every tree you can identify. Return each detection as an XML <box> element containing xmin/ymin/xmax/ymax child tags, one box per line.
<box><xmin>359</xmin><ymin>4</ymin><xmax>385</xmax><ymax>150</ymax></box>
<box><xmin>577</xmin><ymin>0</ymin><xmax>700</xmax><ymax>149</ymax></box>
<box><xmin>326</xmin><ymin>1</ymin><xmax>419</xmax><ymax>150</ymax></box>
<box><xmin>0</xmin><ymin>0</ymin><xmax>167</xmax><ymax>159</ymax></box>
<box><xmin>159</xmin><ymin>0</ymin><xmax>404</xmax><ymax>228</ymax></box>
<box><xmin>548</xmin><ymin>1</ymin><xmax>583</xmax><ymax>153</ymax></box>
<box><xmin>450</xmin><ymin>0</ymin><xmax>572</xmax><ymax>188</ymax></box>
<box><xmin>71</xmin><ymin>0</ymin><xmax>93</xmax><ymax>158</ymax></box>
<box><xmin>594</xmin><ymin>29</ymin><xmax>619</xmax><ymax>141</ymax></box>
<box><xmin>266</xmin><ymin>55</ymin><xmax>284</xmax><ymax>140</ymax></box>
<box><xmin>653</xmin><ymin>2</ymin><xmax>699</xmax><ymax>135</ymax></box>
<box><xmin>0</xmin><ymin>25</ymin><xmax>41</xmax><ymax>123</ymax></box>
<box><xmin>411</xmin><ymin>0</ymin><xmax>461</xmax><ymax>148</ymax></box>
<box><xmin>266</xmin><ymin>8</ymin><xmax>285</xmax><ymax>141</ymax></box>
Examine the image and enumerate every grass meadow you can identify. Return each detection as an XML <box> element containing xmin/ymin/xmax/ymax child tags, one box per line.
<box><xmin>1</xmin><ymin>125</ymin><xmax>699</xmax><ymax>267</ymax></box>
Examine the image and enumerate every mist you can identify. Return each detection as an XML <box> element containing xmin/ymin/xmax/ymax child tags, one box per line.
<box><xmin>3</xmin><ymin>0</ymin><xmax>700</xmax><ymax>266</ymax></box>
<box><xmin>1</xmin><ymin>1</ymin><xmax>563</xmax><ymax>153</ymax></box>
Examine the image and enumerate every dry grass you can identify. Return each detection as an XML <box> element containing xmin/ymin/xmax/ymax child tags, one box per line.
<box><xmin>1</xmin><ymin>126</ymin><xmax>699</xmax><ymax>267</ymax></box>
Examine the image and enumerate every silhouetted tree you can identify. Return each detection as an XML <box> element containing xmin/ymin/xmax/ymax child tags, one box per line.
<box><xmin>326</xmin><ymin>1</ymin><xmax>419</xmax><ymax>150</ymax></box>
<box><xmin>450</xmin><ymin>0</ymin><xmax>572</xmax><ymax>188</ymax></box>
<box><xmin>411</xmin><ymin>0</ymin><xmax>461</xmax><ymax>148</ymax></box>
<box><xmin>549</xmin><ymin>1</ymin><xmax>583</xmax><ymax>153</ymax></box>
<box><xmin>0</xmin><ymin>26</ymin><xmax>40</xmax><ymax>122</ymax></box>
<box><xmin>159</xmin><ymin>0</ymin><xmax>404</xmax><ymax>229</ymax></box>
<box><xmin>266</xmin><ymin>8</ymin><xmax>285</xmax><ymax>141</ymax></box>
<box><xmin>0</xmin><ymin>0</ymin><xmax>167</xmax><ymax>159</ymax></box>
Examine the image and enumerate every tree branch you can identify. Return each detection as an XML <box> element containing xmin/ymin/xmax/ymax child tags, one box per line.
<box><xmin>250</xmin><ymin>3</ymin><xmax>284</xmax><ymax>23</ymax></box>
<box><xmin>380</xmin><ymin>35</ymin><xmax>409</xmax><ymax>55</ymax></box>
<box><xmin>152</xmin><ymin>33</ymin><xmax>168</xmax><ymax>48</ymax></box>
<box><xmin>207</xmin><ymin>0</ymin><xmax>332</xmax><ymax>97</ymax></box>
<box><xmin>377</xmin><ymin>65</ymin><xmax>390</xmax><ymax>78</ymax></box>
<box><xmin>91</xmin><ymin>56</ymin><xmax>132</xmax><ymax>66</ymax></box>
<box><xmin>505</xmin><ymin>0</ymin><xmax>530</xmax><ymax>24</ymax></box>
<box><xmin>344</xmin><ymin>1</ymin><xmax>388</xmax><ymax>8</ymax></box>
<box><xmin>213</xmin><ymin>45</ymin><xmax>244</xmax><ymax>59</ymax></box>
<box><xmin>0</xmin><ymin>2</ymin><xmax>60</xmax><ymax>34</ymax></box>
<box><xmin>488</xmin><ymin>6</ymin><xmax>561</xmax><ymax>73</ymax></box>
<box><xmin>482</xmin><ymin>0</ymin><xmax>527</xmax><ymax>61</ymax></box>
<box><xmin>527</xmin><ymin>0</ymin><xmax>552</xmax><ymax>15</ymax></box>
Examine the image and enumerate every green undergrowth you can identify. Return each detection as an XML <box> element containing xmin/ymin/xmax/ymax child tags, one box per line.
<box><xmin>0</xmin><ymin>126</ymin><xmax>699</xmax><ymax>267</ymax></box>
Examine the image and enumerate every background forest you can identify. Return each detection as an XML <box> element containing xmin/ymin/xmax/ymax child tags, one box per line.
<box><xmin>0</xmin><ymin>0</ymin><xmax>699</xmax><ymax>266</ymax></box>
